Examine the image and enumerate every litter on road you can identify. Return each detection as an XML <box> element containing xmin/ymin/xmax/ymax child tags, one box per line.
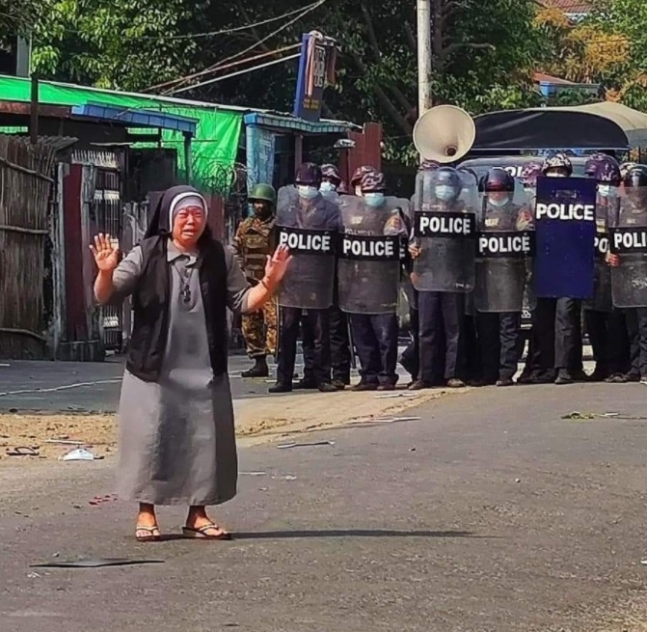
<box><xmin>277</xmin><ymin>440</ymin><xmax>335</xmax><ymax>449</ymax></box>
<box><xmin>31</xmin><ymin>558</ymin><xmax>165</xmax><ymax>569</ymax></box>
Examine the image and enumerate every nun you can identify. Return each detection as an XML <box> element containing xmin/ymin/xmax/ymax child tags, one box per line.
<box><xmin>90</xmin><ymin>185</ymin><xmax>291</xmax><ymax>541</ymax></box>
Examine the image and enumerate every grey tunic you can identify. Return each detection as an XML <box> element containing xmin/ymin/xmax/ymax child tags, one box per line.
<box><xmin>112</xmin><ymin>240</ymin><xmax>251</xmax><ymax>506</ymax></box>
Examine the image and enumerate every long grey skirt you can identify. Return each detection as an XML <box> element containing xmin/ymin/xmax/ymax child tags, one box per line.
<box><xmin>116</xmin><ymin>369</ymin><xmax>238</xmax><ymax>506</ymax></box>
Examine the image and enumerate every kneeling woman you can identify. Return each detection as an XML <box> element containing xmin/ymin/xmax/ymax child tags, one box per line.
<box><xmin>91</xmin><ymin>185</ymin><xmax>290</xmax><ymax>541</ymax></box>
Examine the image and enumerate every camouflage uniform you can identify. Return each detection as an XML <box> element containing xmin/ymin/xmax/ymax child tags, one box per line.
<box><xmin>232</xmin><ymin>216</ymin><xmax>277</xmax><ymax>358</ymax></box>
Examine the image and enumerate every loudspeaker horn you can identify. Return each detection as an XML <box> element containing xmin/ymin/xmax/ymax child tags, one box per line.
<box><xmin>413</xmin><ymin>105</ymin><xmax>476</xmax><ymax>163</ymax></box>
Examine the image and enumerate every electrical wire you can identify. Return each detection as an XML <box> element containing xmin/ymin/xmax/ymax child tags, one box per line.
<box><xmin>170</xmin><ymin>53</ymin><xmax>302</xmax><ymax>95</ymax></box>
<box><xmin>151</xmin><ymin>0</ymin><xmax>327</xmax><ymax>94</ymax></box>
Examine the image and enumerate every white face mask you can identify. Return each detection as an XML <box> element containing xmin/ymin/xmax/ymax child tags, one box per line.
<box><xmin>598</xmin><ymin>184</ymin><xmax>612</xmax><ymax>197</ymax></box>
<box><xmin>364</xmin><ymin>192</ymin><xmax>385</xmax><ymax>207</ymax></box>
<box><xmin>489</xmin><ymin>196</ymin><xmax>509</xmax><ymax>208</ymax></box>
<box><xmin>547</xmin><ymin>171</ymin><xmax>568</xmax><ymax>178</ymax></box>
<box><xmin>435</xmin><ymin>185</ymin><xmax>455</xmax><ymax>201</ymax></box>
<box><xmin>297</xmin><ymin>185</ymin><xmax>319</xmax><ymax>200</ymax></box>
<box><xmin>320</xmin><ymin>181</ymin><xmax>337</xmax><ymax>193</ymax></box>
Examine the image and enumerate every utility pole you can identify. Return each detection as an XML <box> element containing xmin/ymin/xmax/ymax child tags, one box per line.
<box><xmin>417</xmin><ymin>0</ymin><xmax>433</xmax><ymax>116</ymax></box>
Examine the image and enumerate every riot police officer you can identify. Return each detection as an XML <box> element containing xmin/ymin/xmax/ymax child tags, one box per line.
<box><xmin>608</xmin><ymin>165</ymin><xmax>647</xmax><ymax>384</ymax></box>
<box><xmin>473</xmin><ymin>168</ymin><xmax>532</xmax><ymax>386</ymax></box>
<box><xmin>532</xmin><ymin>153</ymin><xmax>586</xmax><ymax>385</ymax></box>
<box><xmin>270</xmin><ymin>163</ymin><xmax>339</xmax><ymax>393</ymax></box>
<box><xmin>583</xmin><ymin>155</ymin><xmax>630</xmax><ymax>381</ymax></box>
<box><xmin>339</xmin><ymin>171</ymin><xmax>407</xmax><ymax>390</ymax></box>
<box><xmin>400</xmin><ymin>160</ymin><xmax>441</xmax><ymax>384</ymax></box>
<box><xmin>320</xmin><ymin>163</ymin><xmax>352</xmax><ymax>389</ymax></box>
<box><xmin>517</xmin><ymin>161</ymin><xmax>544</xmax><ymax>384</ymax></box>
<box><xmin>409</xmin><ymin>167</ymin><xmax>477</xmax><ymax>389</ymax></box>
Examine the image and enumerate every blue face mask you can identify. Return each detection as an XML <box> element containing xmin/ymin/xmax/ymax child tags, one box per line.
<box><xmin>435</xmin><ymin>185</ymin><xmax>455</xmax><ymax>201</ymax></box>
<box><xmin>320</xmin><ymin>181</ymin><xmax>336</xmax><ymax>193</ymax></box>
<box><xmin>364</xmin><ymin>192</ymin><xmax>385</xmax><ymax>207</ymax></box>
<box><xmin>297</xmin><ymin>185</ymin><xmax>319</xmax><ymax>200</ymax></box>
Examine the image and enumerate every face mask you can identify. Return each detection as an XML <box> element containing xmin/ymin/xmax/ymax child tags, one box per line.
<box><xmin>598</xmin><ymin>184</ymin><xmax>612</xmax><ymax>197</ymax></box>
<box><xmin>297</xmin><ymin>185</ymin><xmax>319</xmax><ymax>200</ymax></box>
<box><xmin>547</xmin><ymin>172</ymin><xmax>567</xmax><ymax>178</ymax></box>
<box><xmin>489</xmin><ymin>196</ymin><xmax>509</xmax><ymax>208</ymax></box>
<box><xmin>320</xmin><ymin>181</ymin><xmax>336</xmax><ymax>193</ymax></box>
<box><xmin>364</xmin><ymin>192</ymin><xmax>385</xmax><ymax>207</ymax></box>
<box><xmin>435</xmin><ymin>185</ymin><xmax>455</xmax><ymax>201</ymax></box>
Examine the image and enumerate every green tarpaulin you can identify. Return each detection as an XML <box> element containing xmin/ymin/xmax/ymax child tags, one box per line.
<box><xmin>0</xmin><ymin>75</ymin><xmax>243</xmax><ymax>191</ymax></box>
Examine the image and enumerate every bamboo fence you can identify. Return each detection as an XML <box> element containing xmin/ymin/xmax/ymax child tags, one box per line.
<box><xmin>0</xmin><ymin>135</ymin><xmax>57</xmax><ymax>359</ymax></box>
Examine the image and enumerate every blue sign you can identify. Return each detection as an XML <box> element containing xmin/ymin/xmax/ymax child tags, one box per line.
<box><xmin>293</xmin><ymin>32</ymin><xmax>334</xmax><ymax>122</ymax></box>
<box><xmin>246</xmin><ymin>124</ymin><xmax>275</xmax><ymax>193</ymax></box>
<box><xmin>533</xmin><ymin>176</ymin><xmax>597</xmax><ymax>299</ymax></box>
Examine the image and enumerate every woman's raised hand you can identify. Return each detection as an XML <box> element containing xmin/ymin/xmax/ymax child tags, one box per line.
<box><xmin>90</xmin><ymin>233</ymin><xmax>120</xmax><ymax>272</ymax></box>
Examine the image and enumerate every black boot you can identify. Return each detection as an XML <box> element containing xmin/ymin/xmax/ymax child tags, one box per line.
<box><xmin>241</xmin><ymin>357</ymin><xmax>269</xmax><ymax>378</ymax></box>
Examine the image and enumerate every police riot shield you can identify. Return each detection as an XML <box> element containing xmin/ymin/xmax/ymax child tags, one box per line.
<box><xmin>610</xmin><ymin>187</ymin><xmax>647</xmax><ymax>308</ymax></box>
<box><xmin>474</xmin><ymin>181</ymin><xmax>535</xmax><ymax>313</ymax></box>
<box><xmin>533</xmin><ymin>177</ymin><xmax>597</xmax><ymax>299</ymax></box>
<box><xmin>275</xmin><ymin>186</ymin><xmax>337</xmax><ymax>309</ymax></box>
<box><xmin>337</xmin><ymin>196</ymin><xmax>404</xmax><ymax>314</ymax></box>
<box><xmin>584</xmin><ymin>189</ymin><xmax>616</xmax><ymax>312</ymax></box>
<box><xmin>411</xmin><ymin>169</ymin><xmax>477</xmax><ymax>293</ymax></box>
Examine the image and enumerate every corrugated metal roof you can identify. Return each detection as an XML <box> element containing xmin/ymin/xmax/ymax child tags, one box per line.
<box><xmin>538</xmin><ymin>0</ymin><xmax>591</xmax><ymax>13</ymax></box>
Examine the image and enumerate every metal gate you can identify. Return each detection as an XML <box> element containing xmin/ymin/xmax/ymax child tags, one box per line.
<box><xmin>95</xmin><ymin>167</ymin><xmax>123</xmax><ymax>350</ymax></box>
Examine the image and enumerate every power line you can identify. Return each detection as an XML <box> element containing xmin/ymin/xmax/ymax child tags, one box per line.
<box><xmin>141</xmin><ymin>1</ymin><xmax>326</xmax><ymax>41</ymax></box>
<box><xmin>150</xmin><ymin>0</ymin><xmax>327</xmax><ymax>94</ymax></box>
<box><xmin>169</xmin><ymin>53</ymin><xmax>302</xmax><ymax>95</ymax></box>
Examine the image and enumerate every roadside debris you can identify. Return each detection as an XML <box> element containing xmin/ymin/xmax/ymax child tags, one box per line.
<box><xmin>61</xmin><ymin>448</ymin><xmax>101</xmax><ymax>461</ymax></box>
<box><xmin>277</xmin><ymin>440</ymin><xmax>335</xmax><ymax>449</ymax></box>
<box><xmin>374</xmin><ymin>392</ymin><xmax>418</xmax><ymax>399</ymax></box>
<box><xmin>347</xmin><ymin>416</ymin><xmax>421</xmax><ymax>426</ymax></box>
<box><xmin>6</xmin><ymin>446</ymin><xmax>39</xmax><ymax>457</ymax></box>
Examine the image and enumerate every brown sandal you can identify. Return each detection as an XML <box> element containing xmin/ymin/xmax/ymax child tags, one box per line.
<box><xmin>182</xmin><ymin>523</ymin><xmax>232</xmax><ymax>540</ymax></box>
<box><xmin>135</xmin><ymin>525</ymin><xmax>162</xmax><ymax>542</ymax></box>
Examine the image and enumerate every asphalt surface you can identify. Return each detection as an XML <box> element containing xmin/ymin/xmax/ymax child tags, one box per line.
<box><xmin>0</xmin><ymin>355</ymin><xmax>310</xmax><ymax>412</ymax></box>
<box><xmin>0</xmin><ymin>351</ymin><xmax>419</xmax><ymax>413</ymax></box>
<box><xmin>1</xmin><ymin>381</ymin><xmax>647</xmax><ymax>631</ymax></box>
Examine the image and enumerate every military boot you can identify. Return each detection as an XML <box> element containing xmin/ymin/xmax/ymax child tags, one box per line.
<box><xmin>241</xmin><ymin>357</ymin><xmax>269</xmax><ymax>378</ymax></box>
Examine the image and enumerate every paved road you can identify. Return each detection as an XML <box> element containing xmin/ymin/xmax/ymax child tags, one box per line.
<box><xmin>1</xmin><ymin>381</ymin><xmax>646</xmax><ymax>631</ymax></box>
<box><xmin>0</xmin><ymin>354</ymin><xmax>334</xmax><ymax>412</ymax></box>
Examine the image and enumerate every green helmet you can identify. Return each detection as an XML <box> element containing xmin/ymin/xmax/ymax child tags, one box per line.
<box><xmin>249</xmin><ymin>183</ymin><xmax>276</xmax><ymax>205</ymax></box>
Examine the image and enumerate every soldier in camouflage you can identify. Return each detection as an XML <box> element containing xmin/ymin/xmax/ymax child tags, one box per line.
<box><xmin>231</xmin><ymin>183</ymin><xmax>278</xmax><ymax>378</ymax></box>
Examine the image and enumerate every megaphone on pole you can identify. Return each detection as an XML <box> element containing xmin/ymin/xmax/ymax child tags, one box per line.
<box><xmin>412</xmin><ymin>105</ymin><xmax>476</xmax><ymax>163</ymax></box>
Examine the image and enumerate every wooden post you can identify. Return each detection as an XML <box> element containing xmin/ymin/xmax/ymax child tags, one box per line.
<box><xmin>30</xmin><ymin>74</ymin><xmax>39</xmax><ymax>145</ymax></box>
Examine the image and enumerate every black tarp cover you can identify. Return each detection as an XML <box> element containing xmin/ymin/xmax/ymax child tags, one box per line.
<box><xmin>472</xmin><ymin>110</ymin><xmax>629</xmax><ymax>152</ymax></box>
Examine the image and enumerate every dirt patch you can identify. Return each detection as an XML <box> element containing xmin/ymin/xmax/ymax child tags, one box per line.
<box><xmin>0</xmin><ymin>412</ymin><xmax>117</xmax><ymax>462</ymax></box>
<box><xmin>0</xmin><ymin>387</ymin><xmax>464</xmax><ymax>465</ymax></box>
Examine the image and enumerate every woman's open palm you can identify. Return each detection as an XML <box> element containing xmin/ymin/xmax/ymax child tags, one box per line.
<box><xmin>90</xmin><ymin>233</ymin><xmax>120</xmax><ymax>272</ymax></box>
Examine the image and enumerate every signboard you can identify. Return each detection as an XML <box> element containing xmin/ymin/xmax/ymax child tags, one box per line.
<box><xmin>533</xmin><ymin>176</ymin><xmax>597</xmax><ymax>299</ymax></box>
<box><xmin>293</xmin><ymin>32</ymin><xmax>335</xmax><ymax>122</ymax></box>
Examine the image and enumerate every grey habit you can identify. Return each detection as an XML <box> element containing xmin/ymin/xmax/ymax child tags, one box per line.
<box><xmin>113</xmin><ymin>240</ymin><xmax>251</xmax><ymax>506</ymax></box>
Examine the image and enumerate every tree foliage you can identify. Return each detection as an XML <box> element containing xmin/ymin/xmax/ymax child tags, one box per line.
<box><xmin>31</xmin><ymin>0</ymin><xmax>201</xmax><ymax>90</ymax></box>
<box><xmin>32</xmin><ymin>0</ymin><xmax>643</xmax><ymax>161</ymax></box>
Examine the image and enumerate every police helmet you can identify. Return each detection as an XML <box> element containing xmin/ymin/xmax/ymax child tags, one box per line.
<box><xmin>481</xmin><ymin>167</ymin><xmax>515</xmax><ymax>193</ymax></box>
<box><xmin>321</xmin><ymin>163</ymin><xmax>342</xmax><ymax>185</ymax></box>
<box><xmin>360</xmin><ymin>171</ymin><xmax>387</xmax><ymax>193</ymax></box>
<box><xmin>520</xmin><ymin>161</ymin><xmax>543</xmax><ymax>188</ymax></box>
<box><xmin>351</xmin><ymin>165</ymin><xmax>376</xmax><ymax>186</ymax></box>
<box><xmin>585</xmin><ymin>154</ymin><xmax>621</xmax><ymax>184</ymax></box>
<box><xmin>624</xmin><ymin>165</ymin><xmax>647</xmax><ymax>189</ymax></box>
<box><xmin>542</xmin><ymin>152</ymin><xmax>573</xmax><ymax>176</ymax></box>
<box><xmin>295</xmin><ymin>162</ymin><xmax>322</xmax><ymax>187</ymax></box>
<box><xmin>418</xmin><ymin>159</ymin><xmax>440</xmax><ymax>173</ymax></box>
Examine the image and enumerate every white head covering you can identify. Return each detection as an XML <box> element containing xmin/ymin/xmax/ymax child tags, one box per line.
<box><xmin>168</xmin><ymin>192</ymin><xmax>208</xmax><ymax>229</ymax></box>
